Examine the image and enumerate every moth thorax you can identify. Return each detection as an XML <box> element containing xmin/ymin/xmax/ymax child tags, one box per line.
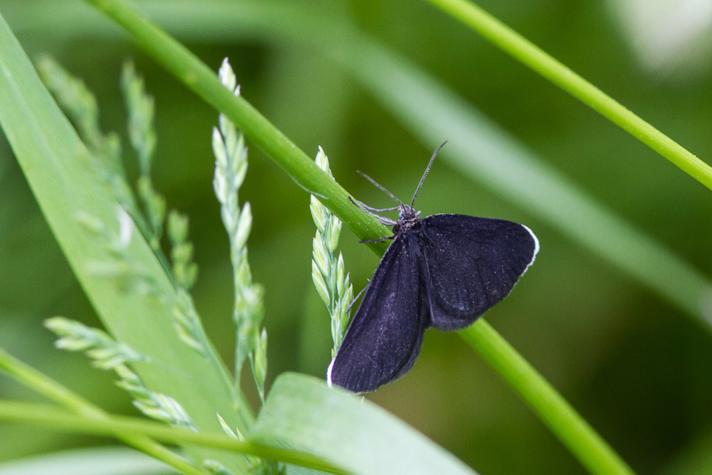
<box><xmin>396</xmin><ymin>205</ymin><xmax>421</xmax><ymax>232</ymax></box>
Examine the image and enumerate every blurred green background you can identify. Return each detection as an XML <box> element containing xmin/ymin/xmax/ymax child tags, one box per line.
<box><xmin>1</xmin><ymin>0</ymin><xmax>712</xmax><ymax>473</ymax></box>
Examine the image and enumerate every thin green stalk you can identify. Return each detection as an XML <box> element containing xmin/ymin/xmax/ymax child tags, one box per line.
<box><xmin>0</xmin><ymin>349</ymin><xmax>206</xmax><ymax>475</ymax></box>
<box><xmin>82</xmin><ymin>0</ymin><xmax>632</xmax><ymax>473</ymax></box>
<box><xmin>0</xmin><ymin>400</ymin><xmax>346</xmax><ymax>475</ymax></box>
<box><xmin>85</xmin><ymin>0</ymin><xmax>387</xmax><ymax>251</ymax></box>
<box><xmin>460</xmin><ymin>324</ymin><xmax>632</xmax><ymax>475</ymax></box>
<box><xmin>425</xmin><ymin>0</ymin><xmax>712</xmax><ymax>190</ymax></box>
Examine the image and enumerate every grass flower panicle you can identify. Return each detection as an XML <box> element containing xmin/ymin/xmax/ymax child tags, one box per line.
<box><xmin>310</xmin><ymin>147</ymin><xmax>354</xmax><ymax>357</ymax></box>
<box><xmin>121</xmin><ymin>62</ymin><xmax>165</xmax><ymax>251</ymax></box>
<box><xmin>38</xmin><ymin>56</ymin><xmax>139</xmax><ymax>221</ymax></box>
<box><xmin>45</xmin><ymin>317</ymin><xmax>194</xmax><ymax>429</ymax></box>
<box><xmin>213</xmin><ymin>58</ymin><xmax>268</xmax><ymax>401</ymax></box>
<box><xmin>54</xmin><ymin>60</ymin><xmax>216</xmax><ymax>359</ymax></box>
<box><xmin>121</xmin><ymin>62</ymin><xmax>156</xmax><ymax>178</ymax></box>
<box><xmin>36</xmin><ymin>56</ymin><xmax>122</xmax><ymax>172</ymax></box>
<box><xmin>45</xmin><ymin>317</ymin><xmax>144</xmax><ymax>370</ymax></box>
<box><xmin>168</xmin><ymin>210</ymin><xmax>199</xmax><ymax>290</ymax></box>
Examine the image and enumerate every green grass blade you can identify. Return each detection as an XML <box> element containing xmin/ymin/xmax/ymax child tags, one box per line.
<box><xmin>0</xmin><ymin>447</ymin><xmax>171</xmax><ymax>475</ymax></box>
<box><xmin>0</xmin><ymin>349</ymin><xmax>206</xmax><ymax>475</ymax></box>
<box><xmin>424</xmin><ymin>0</ymin><xmax>712</xmax><ymax>190</ymax></box>
<box><xmin>0</xmin><ymin>11</ymin><xmax>251</xmax><ymax>473</ymax></box>
<box><xmin>0</xmin><ymin>400</ymin><xmax>345</xmax><ymax>474</ymax></box>
<box><xmin>252</xmin><ymin>373</ymin><xmax>477</xmax><ymax>475</ymax></box>
<box><xmin>77</xmin><ymin>0</ymin><xmax>633</xmax><ymax>473</ymax></box>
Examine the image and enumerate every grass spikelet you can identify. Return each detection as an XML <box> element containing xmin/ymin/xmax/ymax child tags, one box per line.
<box><xmin>310</xmin><ymin>147</ymin><xmax>354</xmax><ymax>357</ymax></box>
<box><xmin>213</xmin><ymin>58</ymin><xmax>267</xmax><ymax>401</ymax></box>
<box><xmin>45</xmin><ymin>317</ymin><xmax>194</xmax><ymax>429</ymax></box>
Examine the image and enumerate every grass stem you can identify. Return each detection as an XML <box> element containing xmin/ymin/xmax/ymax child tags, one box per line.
<box><xmin>425</xmin><ymin>0</ymin><xmax>712</xmax><ymax>190</ymax></box>
<box><xmin>460</xmin><ymin>324</ymin><xmax>633</xmax><ymax>475</ymax></box>
<box><xmin>0</xmin><ymin>349</ymin><xmax>206</xmax><ymax>475</ymax></box>
<box><xmin>0</xmin><ymin>400</ymin><xmax>346</xmax><ymax>474</ymax></box>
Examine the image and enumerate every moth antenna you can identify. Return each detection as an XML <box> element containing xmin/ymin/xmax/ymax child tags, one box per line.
<box><xmin>410</xmin><ymin>141</ymin><xmax>447</xmax><ymax>207</ymax></box>
<box><xmin>357</xmin><ymin>170</ymin><xmax>403</xmax><ymax>205</ymax></box>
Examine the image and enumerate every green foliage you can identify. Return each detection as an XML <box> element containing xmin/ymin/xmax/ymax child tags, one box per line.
<box><xmin>252</xmin><ymin>374</ymin><xmax>477</xmax><ymax>475</ymax></box>
<box><xmin>0</xmin><ymin>9</ymin><xmax>493</xmax><ymax>472</ymax></box>
<box><xmin>0</xmin><ymin>11</ymin><xmax>252</xmax><ymax>472</ymax></box>
<box><xmin>327</xmin><ymin>26</ymin><xmax>712</xmax><ymax>325</ymax></box>
<box><xmin>0</xmin><ymin>448</ymin><xmax>182</xmax><ymax>475</ymax></box>
<box><xmin>36</xmin><ymin>55</ymin><xmax>139</xmax><ymax>224</ymax></box>
<box><xmin>3</xmin><ymin>0</ymin><xmax>712</xmax><ymax>474</ymax></box>
<box><xmin>0</xmin><ymin>400</ymin><xmax>345</xmax><ymax>473</ymax></box>
<box><xmin>0</xmin><ymin>351</ymin><xmax>206</xmax><ymax>474</ymax></box>
<box><xmin>426</xmin><ymin>0</ymin><xmax>712</xmax><ymax>190</ymax></box>
<box><xmin>75</xmin><ymin>1</ymin><xmax>633</xmax><ymax>473</ymax></box>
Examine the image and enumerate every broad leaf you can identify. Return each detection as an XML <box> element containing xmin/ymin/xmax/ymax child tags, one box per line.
<box><xmin>252</xmin><ymin>373</ymin><xmax>477</xmax><ymax>475</ymax></box>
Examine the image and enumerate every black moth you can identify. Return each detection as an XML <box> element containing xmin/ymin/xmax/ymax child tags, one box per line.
<box><xmin>328</xmin><ymin>143</ymin><xmax>539</xmax><ymax>393</ymax></box>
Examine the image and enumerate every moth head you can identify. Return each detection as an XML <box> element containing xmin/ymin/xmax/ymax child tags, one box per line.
<box><xmin>396</xmin><ymin>204</ymin><xmax>421</xmax><ymax>231</ymax></box>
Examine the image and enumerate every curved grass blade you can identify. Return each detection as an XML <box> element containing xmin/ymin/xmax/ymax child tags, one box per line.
<box><xmin>0</xmin><ymin>400</ymin><xmax>345</xmax><ymax>474</ymax></box>
<box><xmin>0</xmin><ymin>447</ymin><xmax>174</xmax><ymax>475</ymax></box>
<box><xmin>0</xmin><ymin>11</ymin><xmax>252</xmax><ymax>473</ymax></box>
<box><xmin>252</xmin><ymin>373</ymin><xmax>477</xmax><ymax>475</ymax></box>
<box><xmin>0</xmin><ymin>348</ymin><xmax>205</xmax><ymax>475</ymax></box>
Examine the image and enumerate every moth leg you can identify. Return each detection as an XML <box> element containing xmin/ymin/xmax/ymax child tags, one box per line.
<box><xmin>349</xmin><ymin>196</ymin><xmax>399</xmax><ymax>225</ymax></box>
<box><xmin>376</xmin><ymin>216</ymin><xmax>398</xmax><ymax>226</ymax></box>
<box><xmin>351</xmin><ymin>197</ymin><xmax>400</xmax><ymax>213</ymax></box>
<box><xmin>347</xmin><ymin>280</ymin><xmax>370</xmax><ymax>313</ymax></box>
<box><xmin>359</xmin><ymin>235</ymin><xmax>394</xmax><ymax>245</ymax></box>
